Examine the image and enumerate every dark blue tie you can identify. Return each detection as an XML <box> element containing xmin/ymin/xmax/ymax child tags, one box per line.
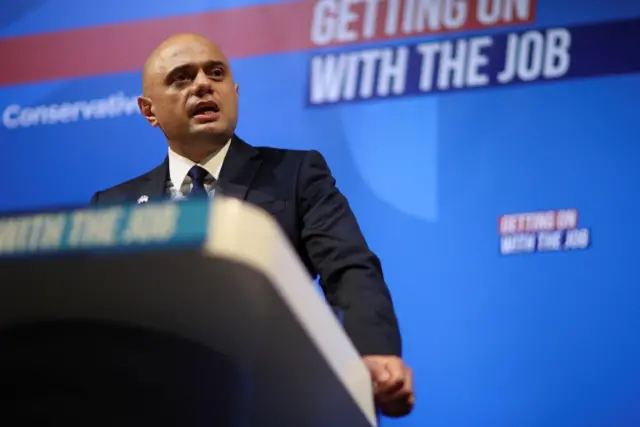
<box><xmin>187</xmin><ymin>165</ymin><xmax>209</xmax><ymax>198</ymax></box>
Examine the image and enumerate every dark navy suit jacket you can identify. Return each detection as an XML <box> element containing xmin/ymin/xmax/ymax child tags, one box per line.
<box><xmin>90</xmin><ymin>135</ymin><xmax>402</xmax><ymax>356</ymax></box>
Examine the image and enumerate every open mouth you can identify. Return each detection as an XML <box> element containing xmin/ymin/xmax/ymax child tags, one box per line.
<box><xmin>192</xmin><ymin>102</ymin><xmax>220</xmax><ymax>117</ymax></box>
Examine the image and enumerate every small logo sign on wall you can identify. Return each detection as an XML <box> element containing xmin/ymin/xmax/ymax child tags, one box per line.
<box><xmin>498</xmin><ymin>209</ymin><xmax>590</xmax><ymax>255</ymax></box>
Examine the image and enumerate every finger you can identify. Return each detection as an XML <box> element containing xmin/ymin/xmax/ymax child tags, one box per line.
<box><xmin>364</xmin><ymin>359</ymin><xmax>390</xmax><ymax>390</ymax></box>
<box><xmin>385</xmin><ymin>359</ymin><xmax>405</xmax><ymax>384</ymax></box>
<box><xmin>375</xmin><ymin>361</ymin><xmax>405</xmax><ymax>396</ymax></box>
<box><xmin>378</xmin><ymin>376</ymin><xmax>414</xmax><ymax>418</ymax></box>
<box><xmin>405</xmin><ymin>367</ymin><xmax>413</xmax><ymax>396</ymax></box>
<box><xmin>379</xmin><ymin>366</ymin><xmax>413</xmax><ymax>404</ymax></box>
<box><xmin>395</xmin><ymin>366</ymin><xmax>413</xmax><ymax>400</ymax></box>
<box><xmin>379</xmin><ymin>393</ymin><xmax>414</xmax><ymax>418</ymax></box>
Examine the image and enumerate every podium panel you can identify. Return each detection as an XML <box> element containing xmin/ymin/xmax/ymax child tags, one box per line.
<box><xmin>0</xmin><ymin>196</ymin><xmax>376</xmax><ymax>427</ymax></box>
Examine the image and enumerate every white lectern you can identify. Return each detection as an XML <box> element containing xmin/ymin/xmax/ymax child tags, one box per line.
<box><xmin>0</xmin><ymin>196</ymin><xmax>376</xmax><ymax>427</ymax></box>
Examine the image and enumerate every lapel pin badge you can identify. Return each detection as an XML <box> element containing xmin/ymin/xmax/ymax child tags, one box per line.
<box><xmin>137</xmin><ymin>195</ymin><xmax>149</xmax><ymax>204</ymax></box>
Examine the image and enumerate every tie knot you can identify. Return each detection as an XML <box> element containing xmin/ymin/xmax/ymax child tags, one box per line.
<box><xmin>187</xmin><ymin>165</ymin><xmax>208</xmax><ymax>185</ymax></box>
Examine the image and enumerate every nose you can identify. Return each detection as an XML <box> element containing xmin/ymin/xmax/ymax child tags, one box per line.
<box><xmin>193</xmin><ymin>70</ymin><xmax>213</xmax><ymax>97</ymax></box>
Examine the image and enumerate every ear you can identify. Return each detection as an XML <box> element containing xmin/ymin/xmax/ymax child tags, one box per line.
<box><xmin>234</xmin><ymin>83</ymin><xmax>239</xmax><ymax>95</ymax></box>
<box><xmin>137</xmin><ymin>96</ymin><xmax>159</xmax><ymax>127</ymax></box>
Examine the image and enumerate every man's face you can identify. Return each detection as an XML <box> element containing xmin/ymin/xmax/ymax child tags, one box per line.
<box><xmin>140</xmin><ymin>37</ymin><xmax>238</xmax><ymax>143</ymax></box>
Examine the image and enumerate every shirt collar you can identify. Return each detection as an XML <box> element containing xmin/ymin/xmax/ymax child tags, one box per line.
<box><xmin>168</xmin><ymin>139</ymin><xmax>231</xmax><ymax>187</ymax></box>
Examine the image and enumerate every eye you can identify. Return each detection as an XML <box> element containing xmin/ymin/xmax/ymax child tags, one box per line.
<box><xmin>170</xmin><ymin>70</ymin><xmax>193</xmax><ymax>85</ymax></box>
<box><xmin>210</xmin><ymin>68</ymin><xmax>224</xmax><ymax>78</ymax></box>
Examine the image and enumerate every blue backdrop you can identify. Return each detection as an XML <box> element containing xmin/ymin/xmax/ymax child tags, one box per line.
<box><xmin>2</xmin><ymin>1</ymin><xmax>640</xmax><ymax>426</ymax></box>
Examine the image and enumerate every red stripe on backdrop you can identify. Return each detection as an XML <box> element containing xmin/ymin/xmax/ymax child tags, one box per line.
<box><xmin>0</xmin><ymin>1</ymin><xmax>315</xmax><ymax>86</ymax></box>
<box><xmin>0</xmin><ymin>0</ymin><xmax>535</xmax><ymax>86</ymax></box>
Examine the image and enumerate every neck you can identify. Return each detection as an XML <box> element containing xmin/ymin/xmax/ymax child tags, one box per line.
<box><xmin>168</xmin><ymin>136</ymin><xmax>229</xmax><ymax>163</ymax></box>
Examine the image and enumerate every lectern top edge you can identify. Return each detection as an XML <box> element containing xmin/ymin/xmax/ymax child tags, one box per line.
<box><xmin>206</xmin><ymin>196</ymin><xmax>377</xmax><ymax>426</ymax></box>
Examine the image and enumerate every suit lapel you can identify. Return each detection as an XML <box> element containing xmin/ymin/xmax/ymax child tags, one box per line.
<box><xmin>217</xmin><ymin>135</ymin><xmax>263</xmax><ymax>201</ymax></box>
<box><xmin>139</xmin><ymin>156</ymin><xmax>170</xmax><ymax>201</ymax></box>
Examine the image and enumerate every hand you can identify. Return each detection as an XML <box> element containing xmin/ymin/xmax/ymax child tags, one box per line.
<box><xmin>362</xmin><ymin>355</ymin><xmax>414</xmax><ymax>417</ymax></box>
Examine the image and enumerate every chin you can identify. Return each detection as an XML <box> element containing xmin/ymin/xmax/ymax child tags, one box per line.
<box><xmin>192</xmin><ymin>122</ymin><xmax>224</xmax><ymax>133</ymax></box>
<box><xmin>191</xmin><ymin>126</ymin><xmax>231</xmax><ymax>140</ymax></box>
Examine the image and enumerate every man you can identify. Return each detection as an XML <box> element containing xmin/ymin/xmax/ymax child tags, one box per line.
<box><xmin>90</xmin><ymin>33</ymin><xmax>414</xmax><ymax>417</ymax></box>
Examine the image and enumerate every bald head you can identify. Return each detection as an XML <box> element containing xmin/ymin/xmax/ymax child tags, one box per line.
<box><xmin>142</xmin><ymin>33</ymin><xmax>232</xmax><ymax>96</ymax></box>
<box><xmin>136</xmin><ymin>33</ymin><xmax>239</xmax><ymax>161</ymax></box>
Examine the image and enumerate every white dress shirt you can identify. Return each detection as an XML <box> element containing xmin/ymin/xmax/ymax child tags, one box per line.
<box><xmin>165</xmin><ymin>139</ymin><xmax>231</xmax><ymax>200</ymax></box>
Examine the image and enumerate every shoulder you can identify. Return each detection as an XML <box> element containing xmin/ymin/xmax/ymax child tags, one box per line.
<box><xmin>90</xmin><ymin>163</ymin><xmax>164</xmax><ymax>205</ymax></box>
<box><xmin>234</xmin><ymin>135</ymin><xmax>330</xmax><ymax>169</ymax></box>
<box><xmin>241</xmin><ymin>143</ymin><xmax>336</xmax><ymax>198</ymax></box>
<box><xmin>95</xmin><ymin>172</ymin><xmax>149</xmax><ymax>195</ymax></box>
<box><xmin>253</xmin><ymin>145</ymin><xmax>308</xmax><ymax>162</ymax></box>
<box><xmin>252</xmin><ymin>145</ymin><xmax>330</xmax><ymax>173</ymax></box>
